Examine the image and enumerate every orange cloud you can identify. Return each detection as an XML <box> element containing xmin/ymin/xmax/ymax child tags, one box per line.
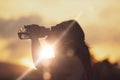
<box><xmin>90</xmin><ymin>42</ymin><xmax>120</xmax><ymax>64</ymax></box>
<box><xmin>0</xmin><ymin>0</ymin><xmax>120</xmax><ymax>66</ymax></box>
<box><xmin>0</xmin><ymin>15</ymin><xmax>44</xmax><ymax>65</ymax></box>
<box><xmin>0</xmin><ymin>38</ymin><xmax>11</xmax><ymax>61</ymax></box>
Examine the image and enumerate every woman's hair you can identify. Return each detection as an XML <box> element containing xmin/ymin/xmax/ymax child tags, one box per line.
<box><xmin>50</xmin><ymin>20</ymin><xmax>84</xmax><ymax>41</ymax></box>
<box><xmin>48</xmin><ymin>20</ymin><xmax>92</xmax><ymax>80</ymax></box>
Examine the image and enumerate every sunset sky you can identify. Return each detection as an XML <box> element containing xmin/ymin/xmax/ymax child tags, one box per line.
<box><xmin>0</xmin><ymin>0</ymin><xmax>120</xmax><ymax>67</ymax></box>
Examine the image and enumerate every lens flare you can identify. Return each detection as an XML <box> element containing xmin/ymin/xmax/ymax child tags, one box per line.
<box><xmin>39</xmin><ymin>42</ymin><xmax>55</xmax><ymax>62</ymax></box>
<box><xmin>19</xmin><ymin>58</ymin><xmax>36</xmax><ymax>68</ymax></box>
<box><xmin>16</xmin><ymin>15</ymin><xmax>81</xmax><ymax>80</ymax></box>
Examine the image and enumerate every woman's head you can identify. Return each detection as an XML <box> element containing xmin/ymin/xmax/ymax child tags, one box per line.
<box><xmin>47</xmin><ymin>20</ymin><xmax>85</xmax><ymax>54</ymax></box>
<box><xmin>48</xmin><ymin>20</ymin><xmax>84</xmax><ymax>42</ymax></box>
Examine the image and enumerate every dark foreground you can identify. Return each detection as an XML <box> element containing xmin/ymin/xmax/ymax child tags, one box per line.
<box><xmin>0</xmin><ymin>59</ymin><xmax>120</xmax><ymax>80</ymax></box>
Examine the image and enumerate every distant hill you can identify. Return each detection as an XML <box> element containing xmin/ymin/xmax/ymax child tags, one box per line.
<box><xmin>0</xmin><ymin>62</ymin><xmax>41</xmax><ymax>80</ymax></box>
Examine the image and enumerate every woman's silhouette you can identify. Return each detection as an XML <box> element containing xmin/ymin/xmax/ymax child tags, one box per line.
<box><xmin>26</xmin><ymin>20</ymin><xmax>92</xmax><ymax>80</ymax></box>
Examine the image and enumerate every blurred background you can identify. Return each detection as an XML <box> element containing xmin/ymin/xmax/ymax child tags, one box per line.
<box><xmin>0</xmin><ymin>0</ymin><xmax>120</xmax><ymax>80</ymax></box>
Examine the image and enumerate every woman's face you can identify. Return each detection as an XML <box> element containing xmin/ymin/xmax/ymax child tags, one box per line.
<box><xmin>55</xmin><ymin>38</ymin><xmax>75</xmax><ymax>57</ymax></box>
<box><xmin>47</xmin><ymin>34</ymin><xmax>74</xmax><ymax>56</ymax></box>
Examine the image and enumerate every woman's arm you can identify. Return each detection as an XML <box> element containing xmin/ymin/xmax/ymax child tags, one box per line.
<box><xmin>25</xmin><ymin>24</ymin><xmax>50</xmax><ymax>65</ymax></box>
<box><xmin>28</xmin><ymin>25</ymin><xmax>50</xmax><ymax>78</ymax></box>
<box><xmin>31</xmin><ymin>38</ymin><xmax>40</xmax><ymax>64</ymax></box>
<box><xmin>31</xmin><ymin>38</ymin><xmax>45</xmax><ymax>80</ymax></box>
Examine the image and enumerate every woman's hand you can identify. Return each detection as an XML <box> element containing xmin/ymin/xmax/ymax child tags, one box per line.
<box><xmin>24</xmin><ymin>24</ymin><xmax>50</xmax><ymax>39</ymax></box>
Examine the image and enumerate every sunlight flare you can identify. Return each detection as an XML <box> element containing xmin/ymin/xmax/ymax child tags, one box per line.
<box><xmin>19</xmin><ymin>58</ymin><xmax>36</xmax><ymax>68</ymax></box>
<box><xmin>16</xmin><ymin>14</ymin><xmax>81</xmax><ymax>80</ymax></box>
<box><xmin>38</xmin><ymin>40</ymin><xmax>55</xmax><ymax>62</ymax></box>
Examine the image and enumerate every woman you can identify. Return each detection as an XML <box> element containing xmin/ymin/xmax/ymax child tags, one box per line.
<box><xmin>26</xmin><ymin>20</ymin><xmax>91</xmax><ymax>80</ymax></box>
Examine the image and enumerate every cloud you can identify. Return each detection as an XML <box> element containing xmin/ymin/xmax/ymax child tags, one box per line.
<box><xmin>100</xmin><ymin>1</ymin><xmax>120</xmax><ymax>22</ymax></box>
<box><xmin>82</xmin><ymin>1</ymin><xmax>120</xmax><ymax>45</ymax></box>
<box><xmin>0</xmin><ymin>6</ymin><xmax>120</xmax><ymax>64</ymax></box>
<box><xmin>84</xmin><ymin>23</ymin><xmax>120</xmax><ymax>45</ymax></box>
<box><xmin>81</xmin><ymin>1</ymin><xmax>120</xmax><ymax>64</ymax></box>
<box><xmin>0</xmin><ymin>15</ymin><xmax>44</xmax><ymax>38</ymax></box>
<box><xmin>0</xmin><ymin>15</ymin><xmax>44</xmax><ymax>62</ymax></box>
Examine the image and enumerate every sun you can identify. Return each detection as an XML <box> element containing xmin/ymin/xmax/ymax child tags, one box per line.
<box><xmin>38</xmin><ymin>40</ymin><xmax>55</xmax><ymax>62</ymax></box>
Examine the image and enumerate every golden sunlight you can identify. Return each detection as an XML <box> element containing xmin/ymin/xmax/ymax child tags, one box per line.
<box><xmin>0</xmin><ymin>38</ymin><xmax>11</xmax><ymax>61</ymax></box>
<box><xmin>19</xmin><ymin>58</ymin><xmax>36</xmax><ymax>68</ymax></box>
<box><xmin>90</xmin><ymin>43</ymin><xmax>120</xmax><ymax>63</ymax></box>
<box><xmin>38</xmin><ymin>40</ymin><xmax>55</xmax><ymax>62</ymax></box>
